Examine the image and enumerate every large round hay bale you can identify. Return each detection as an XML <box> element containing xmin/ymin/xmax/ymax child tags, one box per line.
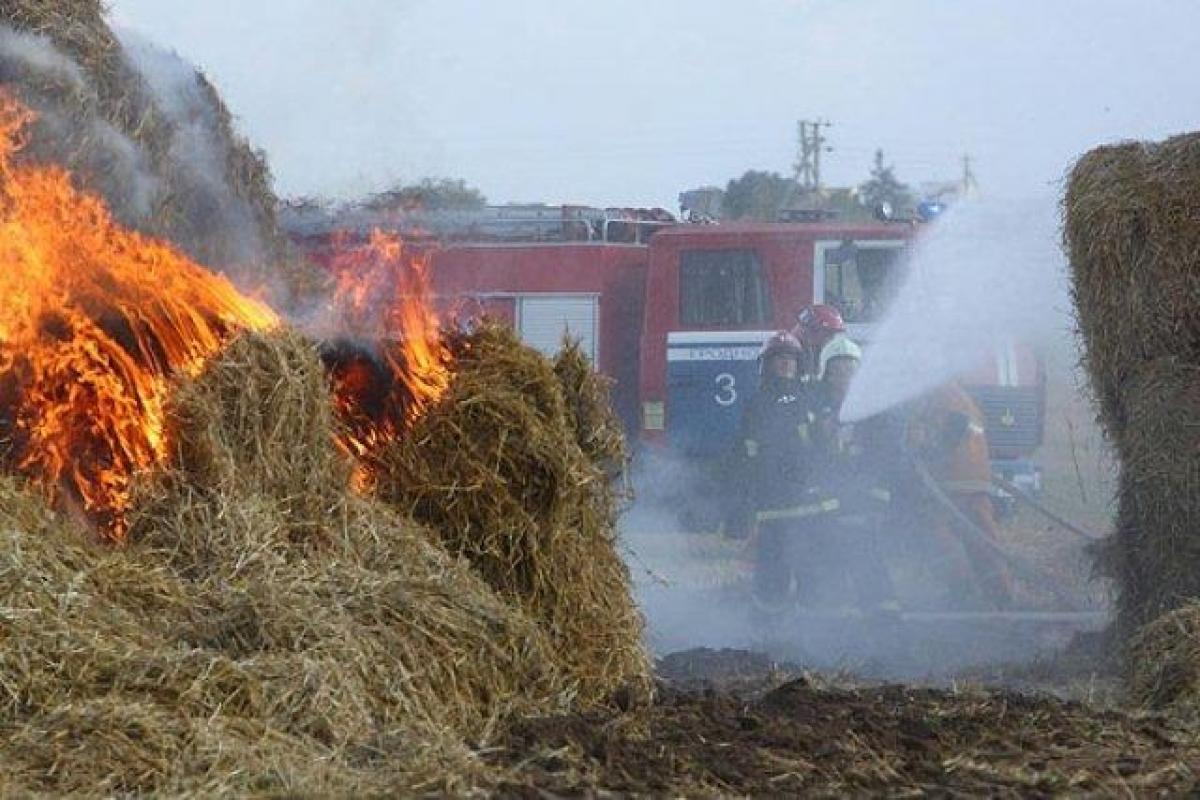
<box><xmin>1064</xmin><ymin>133</ymin><xmax>1200</xmax><ymax>638</ymax></box>
<box><xmin>1064</xmin><ymin>135</ymin><xmax>1200</xmax><ymax>437</ymax></box>
<box><xmin>375</xmin><ymin>324</ymin><xmax>652</xmax><ymax>707</ymax></box>
<box><xmin>1128</xmin><ymin>602</ymin><xmax>1200</xmax><ymax>711</ymax></box>
<box><xmin>0</xmin><ymin>331</ymin><xmax>572</xmax><ymax>795</ymax></box>
<box><xmin>1090</xmin><ymin>362</ymin><xmax>1200</xmax><ymax>629</ymax></box>
<box><xmin>155</xmin><ymin>326</ymin><xmax>347</xmax><ymax>539</ymax></box>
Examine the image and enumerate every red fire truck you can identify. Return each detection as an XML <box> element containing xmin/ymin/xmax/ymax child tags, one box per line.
<box><xmin>286</xmin><ymin>204</ymin><xmax>1044</xmax><ymax>500</ymax></box>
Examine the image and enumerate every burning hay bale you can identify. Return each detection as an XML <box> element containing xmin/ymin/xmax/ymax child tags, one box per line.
<box><xmin>1128</xmin><ymin>602</ymin><xmax>1200</xmax><ymax>712</ymax></box>
<box><xmin>1063</xmin><ymin>133</ymin><xmax>1200</xmax><ymax>636</ymax></box>
<box><xmin>130</xmin><ymin>330</ymin><xmax>574</xmax><ymax>730</ymax></box>
<box><xmin>373</xmin><ymin>323</ymin><xmax>651</xmax><ymax>707</ymax></box>
<box><xmin>0</xmin><ymin>87</ymin><xmax>281</xmax><ymax>538</ymax></box>
<box><xmin>0</xmin><ymin>0</ymin><xmax>323</xmax><ymax>297</ymax></box>
<box><xmin>0</xmin><ymin>330</ymin><xmax>576</xmax><ymax>795</ymax></box>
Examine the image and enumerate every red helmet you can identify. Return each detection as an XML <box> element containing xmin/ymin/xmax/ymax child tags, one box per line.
<box><xmin>796</xmin><ymin>304</ymin><xmax>846</xmax><ymax>345</ymax></box>
<box><xmin>758</xmin><ymin>331</ymin><xmax>804</xmax><ymax>363</ymax></box>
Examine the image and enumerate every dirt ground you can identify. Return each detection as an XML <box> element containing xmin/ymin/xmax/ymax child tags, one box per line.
<box><xmin>489</xmin><ymin>647</ymin><xmax>1200</xmax><ymax>798</ymax></box>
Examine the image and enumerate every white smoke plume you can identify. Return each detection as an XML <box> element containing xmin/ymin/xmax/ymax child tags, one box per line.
<box><xmin>118</xmin><ymin>30</ymin><xmax>266</xmax><ymax>266</ymax></box>
<box><xmin>843</xmin><ymin>195</ymin><xmax>1072</xmax><ymax>422</ymax></box>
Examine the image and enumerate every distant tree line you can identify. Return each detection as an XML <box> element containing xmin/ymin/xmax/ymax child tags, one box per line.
<box><xmin>365</xmin><ymin>178</ymin><xmax>487</xmax><ymax>212</ymax></box>
<box><xmin>286</xmin><ymin>153</ymin><xmax>915</xmax><ymax>223</ymax></box>
<box><xmin>720</xmin><ymin>149</ymin><xmax>915</xmax><ymax>222</ymax></box>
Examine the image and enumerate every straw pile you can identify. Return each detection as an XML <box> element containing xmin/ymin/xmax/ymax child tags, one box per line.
<box><xmin>0</xmin><ymin>330</ymin><xmax>576</xmax><ymax>795</ymax></box>
<box><xmin>1128</xmin><ymin>602</ymin><xmax>1200</xmax><ymax>712</ymax></box>
<box><xmin>1063</xmin><ymin>133</ymin><xmax>1200</xmax><ymax>636</ymax></box>
<box><xmin>0</xmin><ymin>0</ymin><xmax>323</xmax><ymax>298</ymax></box>
<box><xmin>374</xmin><ymin>324</ymin><xmax>652</xmax><ymax>707</ymax></box>
<box><xmin>554</xmin><ymin>338</ymin><xmax>629</xmax><ymax>477</ymax></box>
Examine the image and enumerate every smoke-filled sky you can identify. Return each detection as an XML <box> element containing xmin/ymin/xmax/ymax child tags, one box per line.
<box><xmin>109</xmin><ymin>0</ymin><xmax>1199</xmax><ymax>208</ymax></box>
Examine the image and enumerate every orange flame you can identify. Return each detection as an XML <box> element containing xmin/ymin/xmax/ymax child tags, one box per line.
<box><xmin>321</xmin><ymin>229</ymin><xmax>451</xmax><ymax>485</ymax></box>
<box><xmin>0</xmin><ymin>90</ymin><xmax>278</xmax><ymax>537</ymax></box>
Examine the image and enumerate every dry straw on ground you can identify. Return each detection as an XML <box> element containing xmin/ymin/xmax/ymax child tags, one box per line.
<box><xmin>374</xmin><ymin>324</ymin><xmax>652</xmax><ymax>708</ymax></box>
<box><xmin>0</xmin><ymin>330</ymin><xmax>578</xmax><ymax>796</ymax></box>
<box><xmin>1128</xmin><ymin>601</ymin><xmax>1200</xmax><ymax>712</ymax></box>
<box><xmin>1063</xmin><ymin>133</ymin><xmax>1200</xmax><ymax>638</ymax></box>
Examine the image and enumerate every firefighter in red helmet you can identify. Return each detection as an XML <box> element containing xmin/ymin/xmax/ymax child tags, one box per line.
<box><xmin>794</xmin><ymin>304</ymin><xmax>848</xmax><ymax>377</ymax></box>
<box><xmin>734</xmin><ymin>331</ymin><xmax>834</xmax><ymax>617</ymax></box>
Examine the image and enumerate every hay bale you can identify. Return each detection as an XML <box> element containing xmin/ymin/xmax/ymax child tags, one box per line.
<box><xmin>375</xmin><ymin>324</ymin><xmax>651</xmax><ymax>706</ymax></box>
<box><xmin>0</xmin><ymin>330</ymin><xmax>572</xmax><ymax>795</ymax></box>
<box><xmin>157</xmin><ymin>325</ymin><xmax>347</xmax><ymax>539</ymax></box>
<box><xmin>553</xmin><ymin>338</ymin><xmax>628</xmax><ymax>476</ymax></box>
<box><xmin>1063</xmin><ymin>134</ymin><xmax>1200</xmax><ymax>636</ymax></box>
<box><xmin>1089</xmin><ymin>361</ymin><xmax>1200</xmax><ymax>629</ymax></box>
<box><xmin>131</xmin><ymin>330</ymin><xmax>573</xmax><ymax>733</ymax></box>
<box><xmin>1128</xmin><ymin>602</ymin><xmax>1200</xmax><ymax>711</ymax></box>
<box><xmin>1064</xmin><ymin>135</ymin><xmax>1200</xmax><ymax>435</ymax></box>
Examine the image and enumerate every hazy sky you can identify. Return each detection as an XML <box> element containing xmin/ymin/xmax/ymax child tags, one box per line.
<box><xmin>109</xmin><ymin>1</ymin><xmax>1199</xmax><ymax>209</ymax></box>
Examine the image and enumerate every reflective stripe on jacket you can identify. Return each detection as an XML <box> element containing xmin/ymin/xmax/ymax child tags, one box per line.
<box><xmin>755</xmin><ymin>497</ymin><xmax>840</xmax><ymax>523</ymax></box>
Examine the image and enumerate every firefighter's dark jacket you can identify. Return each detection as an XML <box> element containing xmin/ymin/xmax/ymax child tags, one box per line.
<box><xmin>737</xmin><ymin>377</ymin><xmax>821</xmax><ymax>516</ymax></box>
<box><xmin>808</xmin><ymin>382</ymin><xmax>906</xmax><ymax>516</ymax></box>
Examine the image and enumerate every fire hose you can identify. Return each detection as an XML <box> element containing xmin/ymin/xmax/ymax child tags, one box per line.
<box><xmin>909</xmin><ymin>455</ymin><xmax>1083</xmax><ymax>611</ymax></box>
<box><xmin>990</xmin><ymin>475</ymin><xmax>1103</xmax><ymax>542</ymax></box>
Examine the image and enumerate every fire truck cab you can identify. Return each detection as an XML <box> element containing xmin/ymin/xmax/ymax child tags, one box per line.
<box><xmin>636</xmin><ymin>220</ymin><xmax>1043</xmax><ymax>499</ymax></box>
<box><xmin>638</xmin><ymin>222</ymin><xmax>911</xmax><ymax>456</ymax></box>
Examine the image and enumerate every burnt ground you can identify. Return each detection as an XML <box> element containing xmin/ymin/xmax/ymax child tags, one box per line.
<box><xmin>489</xmin><ymin>647</ymin><xmax>1200</xmax><ymax>798</ymax></box>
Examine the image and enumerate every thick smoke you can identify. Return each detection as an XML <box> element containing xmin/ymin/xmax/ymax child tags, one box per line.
<box><xmin>622</xmin><ymin>452</ymin><xmax>756</xmax><ymax>656</ymax></box>
<box><xmin>118</xmin><ymin>31</ymin><xmax>266</xmax><ymax>266</ymax></box>
<box><xmin>0</xmin><ymin>25</ymin><xmax>163</xmax><ymax>222</ymax></box>
<box><xmin>0</xmin><ymin>21</ymin><xmax>279</xmax><ymax>283</ymax></box>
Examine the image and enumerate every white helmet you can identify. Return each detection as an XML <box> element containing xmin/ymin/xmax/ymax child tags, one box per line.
<box><xmin>818</xmin><ymin>334</ymin><xmax>862</xmax><ymax>379</ymax></box>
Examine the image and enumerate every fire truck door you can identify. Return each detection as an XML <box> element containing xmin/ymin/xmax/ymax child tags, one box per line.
<box><xmin>665</xmin><ymin>331</ymin><xmax>770</xmax><ymax>457</ymax></box>
<box><xmin>517</xmin><ymin>294</ymin><xmax>599</xmax><ymax>361</ymax></box>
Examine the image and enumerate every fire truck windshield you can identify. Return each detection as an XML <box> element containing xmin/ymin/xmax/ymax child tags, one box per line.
<box><xmin>680</xmin><ymin>248</ymin><xmax>771</xmax><ymax>327</ymax></box>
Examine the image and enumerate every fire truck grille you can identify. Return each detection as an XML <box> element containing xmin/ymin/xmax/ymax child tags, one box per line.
<box><xmin>969</xmin><ymin>386</ymin><xmax>1044</xmax><ymax>453</ymax></box>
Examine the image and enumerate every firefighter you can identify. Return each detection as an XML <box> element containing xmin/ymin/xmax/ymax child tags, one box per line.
<box><xmin>902</xmin><ymin>383</ymin><xmax>1015</xmax><ymax>609</ymax></box>
<box><xmin>809</xmin><ymin>335</ymin><xmax>901</xmax><ymax>612</ymax></box>
<box><xmin>794</xmin><ymin>304</ymin><xmax>848</xmax><ymax>377</ymax></box>
<box><xmin>736</xmin><ymin>331</ymin><xmax>834</xmax><ymax>616</ymax></box>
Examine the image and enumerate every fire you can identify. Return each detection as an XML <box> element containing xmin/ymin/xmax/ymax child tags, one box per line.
<box><xmin>320</xmin><ymin>229</ymin><xmax>452</xmax><ymax>485</ymax></box>
<box><xmin>0</xmin><ymin>90</ymin><xmax>278</xmax><ymax>537</ymax></box>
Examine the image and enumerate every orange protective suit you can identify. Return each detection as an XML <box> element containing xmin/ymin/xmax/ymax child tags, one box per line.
<box><xmin>905</xmin><ymin>383</ymin><xmax>1014</xmax><ymax>608</ymax></box>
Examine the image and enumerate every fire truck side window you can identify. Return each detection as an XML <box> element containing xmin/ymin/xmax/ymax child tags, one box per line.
<box><xmin>679</xmin><ymin>249</ymin><xmax>770</xmax><ymax>326</ymax></box>
<box><xmin>824</xmin><ymin>246</ymin><xmax>904</xmax><ymax>324</ymax></box>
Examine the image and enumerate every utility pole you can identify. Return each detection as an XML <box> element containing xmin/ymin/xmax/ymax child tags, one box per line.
<box><xmin>794</xmin><ymin>119</ymin><xmax>832</xmax><ymax>192</ymax></box>
<box><xmin>961</xmin><ymin>153</ymin><xmax>978</xmax><ymax>197</ymax></box>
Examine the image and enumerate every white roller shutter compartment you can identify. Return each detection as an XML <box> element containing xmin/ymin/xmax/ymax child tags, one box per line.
<box><xmin>517</xmin><ymin>295</ymin><xmax>598</xmax><ymax>362</ymax></box>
